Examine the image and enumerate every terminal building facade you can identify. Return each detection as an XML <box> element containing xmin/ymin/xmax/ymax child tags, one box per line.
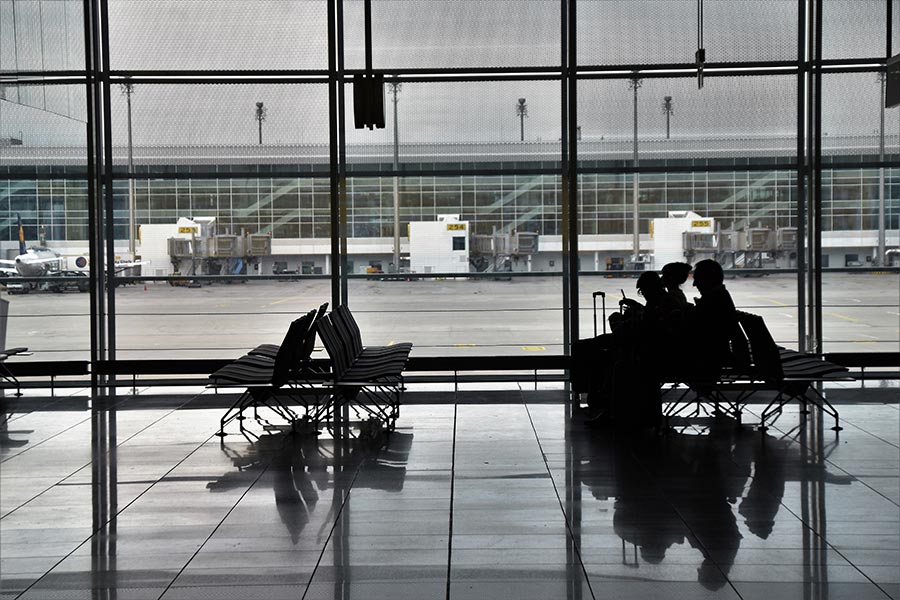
<box><xmin>2</xmin><ymin>137</ymin><xmax>898</xmax><ymax>275</ymax></box>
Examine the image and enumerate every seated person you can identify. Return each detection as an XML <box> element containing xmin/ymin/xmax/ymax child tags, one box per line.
<box><xmin>686</xmin><ymin>259</ymin><xmax>739</xmax><ymax>385</ymax></box>
<box><xmin>661</xmin><ymin>262</ymin><xmax>693</xmax><ymax>310</ymax></box>
<box><xmin>574</xmin><ymin>272</ymin><xmax>685</xmax><ymax>428</ymax></box>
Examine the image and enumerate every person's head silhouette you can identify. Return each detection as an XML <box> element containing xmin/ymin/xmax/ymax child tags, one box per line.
<box><xmin>691</xmin><ymin>259</ymin><xmax>724</xmax><ymax>296</ymax></box>
<box><xmin>661</xmin><ymin>262</ymin><xmax>692</xmax><ymax>291</ymax></box>
<box><xmin>636</xmin><ymin>271</ymin><xmax>665</xmax><ymax>302</ymax></box>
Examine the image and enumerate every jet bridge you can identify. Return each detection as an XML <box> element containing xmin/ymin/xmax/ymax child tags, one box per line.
<box><xmin>470</xmin><ymin>230</ymin><xmax>539</xmax><ymax>273</ymax></box>
<box><xmin>163</xmin><ymin>218</ymin><xmax>272</xmax><ymax>278</ymax></box>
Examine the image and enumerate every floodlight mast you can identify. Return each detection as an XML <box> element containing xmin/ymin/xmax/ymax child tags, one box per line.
<box><xmin>119</xmin><ymin>78</ymin><xmax>136</xmax><ymax>257</ymax></box>
<box><xmin>663</xmin><ymin>95</ymin><xmax>674</xmax><ymax>139</ymax></box>
<box><xmin>877</xmin><ymin>72</ymin><xmax>886</xmax><ymax>266</ymax></box>
<box><xmin>389</xmin><ymin>78</ymin><xmax>402</xmax><ymax>273</ymax></box>
<box><xmin>629</xmin><ymin>76</ymin><xmax>643</xmax><ymax>265</ymax></box>
<box><xmin>516</xmin><ymin>98</ymin><xmax>528</xmax><ymax>141</ymax></box>
<box><xmin>255</xmin><ymin>102</ymin><xmax>267</xmax><ymax>145</ymax></box>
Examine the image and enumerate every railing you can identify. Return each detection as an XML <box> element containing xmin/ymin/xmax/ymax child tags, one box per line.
<box><xmin>3</xmin><ymin>355</ymin><xmax>572</xmax><ymax>396</ymax></box>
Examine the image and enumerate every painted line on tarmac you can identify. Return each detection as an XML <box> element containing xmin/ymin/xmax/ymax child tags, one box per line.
<box><xmin>522</xmin><ymin>346</ymin><xmax>546</xmax><ymax>351</ymax></box>
<box><xmin>766</xmin><ymin>299</ymin><xmax>790</xmax><ymax>306</ymax></box>
<box><xmin>780</xmin><ymin>313</ymin><xmax>794</xmax><ymax>318</ymax></box>
<box><xmin>827</xmin><ymin>312</ymin><xmax>858</xmax><ymax>322</ymax></box>
<box><xmin>858</xmin><ymin>334</ymin><xmax>879</xmax><ymax>340</ymax></box>
<box><xmin>267</xmin><ymin>295</ymin><xmax>306</xmax><ymax>306</ymax></box>
<box><xmin>454</xmin><ymin>344</ymin><xmax>476</xmax><ymax>348</ymax></box>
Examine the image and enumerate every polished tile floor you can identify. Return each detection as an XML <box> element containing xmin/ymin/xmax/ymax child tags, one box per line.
<box><xmin>1</xmin><ymin>388</ymin><xmax>898</xmax><ymax>599</ymax></box>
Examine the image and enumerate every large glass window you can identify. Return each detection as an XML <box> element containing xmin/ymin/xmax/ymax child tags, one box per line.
<box><xmin>1</xmin><ymin>0</ymin><xmax>897</xmax><ymax>361</ymax></box>
<box><xmin>2</xmin><ymin>77</ymin><xmax>89</xmax><ymax>360</ymax></box>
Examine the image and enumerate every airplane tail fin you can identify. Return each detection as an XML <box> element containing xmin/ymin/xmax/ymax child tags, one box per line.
<box><xmin>17</xmin><ymin>214</ymin><xmax>26</xmax><ymax>256</ymax></box>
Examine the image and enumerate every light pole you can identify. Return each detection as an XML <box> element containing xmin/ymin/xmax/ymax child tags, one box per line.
<box><xmin>877</xmin><ymin>72</ymin><xmax>886</xmax><ymax>266</ymax></box>
<box><xmin>662</xmin><ymin>95</ymin><xmax>674</xmax><ymax>139</ymax></box>
<box><xmin>255</xmin><ymin>102</ymin><xmax>267</xmax><ymax>145</ymax></box>
<box><xmin>629</xmin><ymin>75</ymin><xmax>643</xmax><ymax>265</ymax></box>
<box><xmin>119</xmin><ymin>79</ymin><xmax>136</xmax><ymax>258</ymax></box>
<box><xmin>388</xmin><ymin>78</ymin><xmax>402</xmax><ymax>273</ymax></box>
<box><xmin>516</xmin><ymin>98</ymin><xmax>528</xmax><ymax>141</ymax></box>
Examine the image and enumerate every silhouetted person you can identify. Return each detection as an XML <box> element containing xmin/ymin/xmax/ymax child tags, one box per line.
<box><xmin>687</xmin><ymin>259</ymin><xmax>738</xmax><ymax>385</ymax></box>
<box><xmin>610</xmin><ymin>271</ymin><xmax>678</xmax><ymax>333</ymax></box>
<box><xmin>661</xmin><ymin>262</ymin><xmax>693</xmax><ymax>309</ymax></box>
<box><xmin>573</xmin><ymin>275</ymin><xmax>647</xmax><ymax>419</ymax></box>
<box><xmin>577</xmin><ymin>272</ymin><xmax>686</xmax><ymax>429</ymax></box>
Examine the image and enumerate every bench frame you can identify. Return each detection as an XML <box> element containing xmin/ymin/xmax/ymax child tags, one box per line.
<box><xmin>662</xmin><ymin>311</ymin><xmax>851</xmax><ymax>432</ymax></box>
<box><xmin>315</xmin><ymin>307</ymin><xmax>411</xmax><ymax>434</ymax></box>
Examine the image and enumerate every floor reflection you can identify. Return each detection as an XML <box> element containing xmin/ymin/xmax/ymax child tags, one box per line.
<box><xmin>2</xmin><ymin>397</ymin><xmax>894</xmax><ymax>599</ymax></box>
<box><xmin>208</xmin><ymin>430</ymin><xmax>413</xmax><ymax>544</ymax></box>
<box><xmin>571</xmin><ymin>416</ymin><xmax>855</xmax><ymax>589</ymax></box>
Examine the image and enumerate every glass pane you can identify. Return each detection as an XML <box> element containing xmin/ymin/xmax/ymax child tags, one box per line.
<box><xmin>578</xmin><ymin>75</ymin><xmax>798</xmax><ymax>169</ymax></box>
<box><xmin>821</xmin><ymin>167</ymin><xmax>898</xmax><ymax>252</ymax></box>
<box><xmin>823</xmin><ymin>72</ymin><xmax>900</xmax><ymax>159</ymax></box>
<box><xmin>112</xmin><ymin>177</ymin><xmax>331</xmax><ymax>359</ymax></box>
<box><xmin>346</xmin><ymin>173</ymin><xmax>562</xmax><ymax>357</ymax></box>
<box><xmin>579</xmin><ymin>273</ymin><xmax>801</xmax><ymax>348</ymax></box>
<box><xmin>894</xmin><ymin>0</ymin><xmax>900</xmax><ymax>55</ymax></box>
<box><xmin>345</xmin><ymin>80</ymin><xmax>562</xmax><ymax>170</ymax></box>
<box><xmin>347</xmin><ymin>277</ymin><xmax>564</xmax><ymax>357</ymax></box>
<box><xmin>2</xmin><ymin>80</ymin><xmax>89</xmax><ymax>361</ymax></box>
<box><xmin>1</xmin><ymin>83</ymin><xmax>87</xmax><ymax>172</ymax></box>
<box><xmin>823</xmin><ymin>0</ymin><xmax>887</xmax><ymax>60</ymax></box>
<box><xmin>0</xmin><ymin>0</ymin><xmax>84</xmax><ymax>72</ymax></box>
<box><xmin>821</xmin><ymin>273</ymin><xmax>899</xmax><ymax>353</ymax></box>
<box><xmin>577</xmin><ymin>0</ymin><xmax>798</xmax><ymax>66</ymax></box>
<box><xmin>577</xmin><ymin>169</ymin><xmax>799</xmax><ymax>345</ymax></box>
<box><xmin>113</xmin><ymin>279</ymin><xmax>332</xmax><ymax>360</ymax></box>
<box><xmin>346</xmin><ymin>174</ymin><xmax>558</xmax><ymax>263</ymax></box>
<box><xmin>108</xmin><ymin>84</ymin><xmax>330</xmax><ymax>176</ymax></box>
<box><xmin>106</xmin><ymin>0</ymin><xmax>328</xmax><ymax>70</ymax></box>
<box><xmin>1</xmin><ymin>179</ymin><xmax>90</xmax><ymax>361</ymax></box>
<box><xmin>344</xmin><ymin>0</ymin><xmax>561</xmax><ymax>70</ymax></box>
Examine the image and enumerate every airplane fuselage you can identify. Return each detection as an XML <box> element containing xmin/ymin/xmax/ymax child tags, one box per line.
<box><xmin>13</xmin><ymin>247</ymin><xmax>62</xmax><ymax>277</ymax></box>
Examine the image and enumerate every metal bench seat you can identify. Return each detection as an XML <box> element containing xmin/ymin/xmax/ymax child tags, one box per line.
<box><xmin>315</xmin><ymin>307</ymin><xmax>412</xmax><ymax>433</ymax></box>
<box><xmin>664</xmin><ymin>311</ymin><xmax>850</xmax><ymax>432</ymax></box>
<box><xmin>210</xmin><ymin>309</ymin><xmax>332</xmax><ymax>439</ymax></box>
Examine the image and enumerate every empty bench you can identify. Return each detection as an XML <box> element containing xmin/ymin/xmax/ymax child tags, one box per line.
<box><xmin>209</xmin><ymin>305</ymin><xmax>333</xmax><ymax>439</ymax></box>
<box><xmin>209</xmin><ymin>303</ymin><xmax>412</xmax><ymax>438</ymax></box>
<box><xmin>315</xmin><ymin>305</ymin><xmax>412</xmax><ymax>433</ymax></box>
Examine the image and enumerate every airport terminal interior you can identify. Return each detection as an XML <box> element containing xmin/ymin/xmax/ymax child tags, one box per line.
<box><xmin>2</xmin><ymin>0</ymin><xmax>900</xmax><ymax>598</ymax></box>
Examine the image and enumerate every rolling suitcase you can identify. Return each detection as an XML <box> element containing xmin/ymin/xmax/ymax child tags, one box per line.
<box><xmin>592</xmin><ymin>291</ymin><xmax>607</xmax><ymax>336</ymax></box>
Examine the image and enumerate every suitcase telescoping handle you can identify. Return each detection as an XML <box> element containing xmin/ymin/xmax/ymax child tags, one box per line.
<box><xmin>592</xmin><ymin>291</ymin><xmax>606</xmax><ymax>336</ymax></box>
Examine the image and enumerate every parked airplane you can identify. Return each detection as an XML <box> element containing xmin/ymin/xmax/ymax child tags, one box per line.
<box><xmin>0</xmin><ymin>216</ymin><xmax>147</xmax><ymax>292</ymax></box>
<box><xmin>0</xmin><ymin>217</ymin><xmax>64</xmax><ymax>278</ymax></box>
